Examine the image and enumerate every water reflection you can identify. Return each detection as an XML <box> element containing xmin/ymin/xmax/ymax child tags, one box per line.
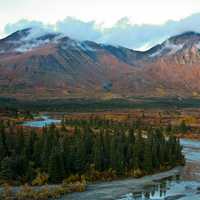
<box><xmin>119</xmin><ymin>180</ymin><xmax>200</xmax><ymax>199</ymax></box>
<box><xmin>128</xmin><ymin>176</ymin><xmax>179</xmax><ymax>199</ymax></box>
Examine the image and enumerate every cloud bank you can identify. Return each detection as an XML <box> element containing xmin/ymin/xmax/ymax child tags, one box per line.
<box><xmin>3</xmin><ymin>13</ymin><xmax>200</xmax><ymax>50</ymax></box>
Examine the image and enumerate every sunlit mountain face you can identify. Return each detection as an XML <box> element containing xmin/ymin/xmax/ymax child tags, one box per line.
<box><xmin>1</xmin><ymin>28</ymin><xmax>200</xmax><ymax>99</ymax></box>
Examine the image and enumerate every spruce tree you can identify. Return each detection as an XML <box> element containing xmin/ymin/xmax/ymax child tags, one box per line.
<box><xmin>48</xmin><ymin>149</ymin><xmax>65</xmax><ymax>183</ymax></box>
<box><xmin>143</xmin><ymin>135</ymin><xmax>153</xmax><ymax>173</ymax></box>
<box><xmin>93</xmin><ymin>133</ymin><xmax>104</xmax><ymax>171</ymax></box>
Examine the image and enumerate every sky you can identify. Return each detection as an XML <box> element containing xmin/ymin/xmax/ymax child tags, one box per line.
<box><xmin>1</xmin><ymin>0</ymin><xmax>200</xmax><ymax>50</ymax></box>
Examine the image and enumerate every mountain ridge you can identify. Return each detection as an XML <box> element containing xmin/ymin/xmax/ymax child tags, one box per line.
<box><xmin>1</xmin><ymin>28</ymin><xmax>200</xmax><ymax>99</ymax></box>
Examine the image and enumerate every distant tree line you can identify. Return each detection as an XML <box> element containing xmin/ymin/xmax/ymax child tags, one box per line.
<box><xmin>0</xmin><ymin>118</ymin><xmax>185</xmax><ymax>185</ymax></box>
<box><xmin>1</xmin><ymin>97</ymin><xmax>200</xmax><ymax>112</ymax></box>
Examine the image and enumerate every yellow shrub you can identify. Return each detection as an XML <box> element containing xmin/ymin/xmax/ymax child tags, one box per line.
<box><xmin>63</xmin><ymin>174</ymin><xmax>81</xmax><ymax>184</ymax></box>
<box><xmin>68</xmin><ymin>181</ymin><xmax>86</xmax><ymax>192</ymax></box>
<box><xmin>32</xmin><ymin>172</ymin><xmax>49</xmax><ymax>186</ymax></box>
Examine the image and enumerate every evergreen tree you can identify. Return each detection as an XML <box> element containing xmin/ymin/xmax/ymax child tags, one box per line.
<box><xmin>0</xmin><ymin>117</ymin><xmax>185</xmax><ymax>184</ymax></box>
<box><xmin>0</xmin><ymin>157</ymin><xmax>15</xmax><ymax>180</ymax></box>
<box><xmin>143</xmin><ymin>135</ymin><xmax>153</xmax><ymax>173</ymax></box>
<box><xmin>179</xmin><ymin>120</ymin><xmax>188</xmax><ymax>133</ymax></box>
<box><xmin>48</xmin><ymin>149</ymin><xmax>65</xmax><ymax>183</ymax></box>
<box><xmin>93</xmin><ymin>133</ymin><xmax>104</xmax><ymax>171</ymax></box>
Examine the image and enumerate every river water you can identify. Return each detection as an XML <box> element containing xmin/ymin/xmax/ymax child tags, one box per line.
<box><xmin>22</xmin><ymin>116</ymin><xmax>61</xmax><ymax>127</ymax></box>
<box><xmin>63</xmin><ymin>139</ymin><xmax>200</xmax><ymax>200</ymax></box>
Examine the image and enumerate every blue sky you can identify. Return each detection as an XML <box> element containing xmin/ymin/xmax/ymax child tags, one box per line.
<box><xmin>1</xmin><ymin>0</ymin><xmax>200</xmax><ymax>49</ymax></box>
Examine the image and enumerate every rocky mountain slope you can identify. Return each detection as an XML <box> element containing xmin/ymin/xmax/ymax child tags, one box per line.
<box><xmin>1</xmin><ymin>28</ymin><xmax>200</xmax><ymax>99</ymax></box>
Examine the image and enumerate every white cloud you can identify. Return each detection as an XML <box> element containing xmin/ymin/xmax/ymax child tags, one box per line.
<box><xmin>4</xmin><ymin>19</ymin><xmax>54</xmax><ymax>35</ymax></box>
<box><xmin>2</xmin><ymin>13</ymin><xmax>200</xmax><ymax>50</ymax></box>
<box><xmin>55</xmin><ymin>17</ymin><xmax>101</xmax><ymax>41</ymax></box>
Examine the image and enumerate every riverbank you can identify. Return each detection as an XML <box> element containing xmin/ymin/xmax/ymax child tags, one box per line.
<box><xmin>0</xmin><ymin>167</ymin><xmax>182</xmax><ymax>200</ymax></box>
<box><xmin>62</xmin><ymin>167</ymin><xmax>182</xmax><ymax>200</ymax></box>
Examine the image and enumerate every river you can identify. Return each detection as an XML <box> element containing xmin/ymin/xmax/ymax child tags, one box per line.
<box><xmin>22</xmin><ymin>116</ymin><xmax>61</xmax><ymax>127</ymax></box>
<box><xmin>63</xmin><ymin>139</ymin><xmax>200</xmax><ymax>200</ymax></box>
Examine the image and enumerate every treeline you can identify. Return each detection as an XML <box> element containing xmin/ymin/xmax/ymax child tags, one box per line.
<box><xmin>1</xmin><ymin>97</ymin><xmax>200</xmax><ymax>112</ymax></box>
<box><xmin>63</xmin><ymin>117</ymin><xmax>190</xmax><ymax>134</ymax></box>
<box><xmin>0</xmin><ymin>119</ymin><xmax>184</xmax><ymax>185</ymax></box>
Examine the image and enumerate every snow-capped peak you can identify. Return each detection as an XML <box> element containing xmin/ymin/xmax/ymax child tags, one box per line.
<box><xmin>21</xmin><ymin>27</ymin><xmax>61</xmax><ymax>42</ymax></box>
<box><xmin>0</xmin><ymin>27</ymin><xmax>98</xmax><ymax>54</ymax></box>
<box><xmin>149</xmin><ymin>40</ymin><xmax>184</xmax><ymax>58</ymax></box>
<box><xmin>6</xmin><ymin>27</ymin><xmax>64</xmax><ymax>53</ymax></box>
<box><xmin>60</xmin><ymin>38</ymin><xmax>97</xmax><ymax>52</ymax></box>
<box><xmin>164</xmin><ymin>40</ymin><xmax>184</xmax><ymax>55</ymax></box>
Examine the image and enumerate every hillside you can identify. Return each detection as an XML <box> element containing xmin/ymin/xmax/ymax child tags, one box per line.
<box><xmin>1</xmin><ymin>28</ymin><xmax>200</xmax><ymax>99</ymax></box>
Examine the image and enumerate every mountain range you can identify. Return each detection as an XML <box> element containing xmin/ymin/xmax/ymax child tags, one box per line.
<box><xmin>1</xmin><ymin>28</ymin><xmax>200</xmax><ymax>99</ymax></box>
